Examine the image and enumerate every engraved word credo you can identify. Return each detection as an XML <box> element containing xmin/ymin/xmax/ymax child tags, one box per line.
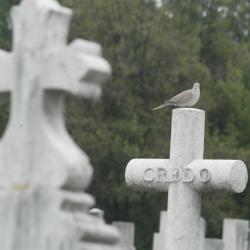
<box><xmin>142</xmin><ymin>167</ymin><xmax>211</xmax><ymax>183</ymax></box>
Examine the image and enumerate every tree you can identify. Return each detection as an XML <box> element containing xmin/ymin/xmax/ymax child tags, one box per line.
<box><xmin>0</xmin><ymin>0</ymin><xmax>250</xmax><ymax>249</ymax></box>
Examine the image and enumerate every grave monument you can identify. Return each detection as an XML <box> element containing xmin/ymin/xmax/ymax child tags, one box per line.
<box><xmin>0</xmin><ymin>0</ymin><xmax>121</xmax><ymax>249</ymax></box>
<box><xmin>125</xmin><ymin>108</ymin><xmax>248</xmax><ymax>250</ymax></box>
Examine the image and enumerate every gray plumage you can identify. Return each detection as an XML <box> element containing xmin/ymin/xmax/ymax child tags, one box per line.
<box><xmin>153</xmin><ymin>82</ymin><xmax>200</xmax><ymax>110</ymax></box>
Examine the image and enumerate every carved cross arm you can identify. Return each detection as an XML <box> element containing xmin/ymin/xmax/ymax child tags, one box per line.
<box><xmin>186</xmin><ymin>159</ymin><xmax>248</xmax><ymax>193</ymax></box>
<box><xmin>125</xmin><ymin>159</ymin><xmax>171</xmax><ymax>192</ymax></box>
<box><xmin>125</xmin><ymin>159</ymin><xmax>248</xmax><ymax>193</ymax></box>
<box><xmin>43</xmin><ymin>39</ymin><xmax>111</xmax><ymax>99</ymax></box>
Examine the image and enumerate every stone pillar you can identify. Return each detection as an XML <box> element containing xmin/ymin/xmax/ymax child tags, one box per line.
<box><xmin>166</xmin><ymin>109</ymin><xmax>205</xmax><ymax>250</ymax></box>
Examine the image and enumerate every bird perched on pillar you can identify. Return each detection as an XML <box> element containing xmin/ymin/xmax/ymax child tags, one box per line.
<box><xmin>153</xmin><ymin>82</ymin><xmax>200</xmax><ymax>110</ymax></box>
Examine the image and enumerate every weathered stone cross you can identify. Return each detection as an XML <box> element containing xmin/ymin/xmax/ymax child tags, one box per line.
<box><xmin>125</xmin><ymin>108</ymin><xmax>248</xmax><ymax>250</ymax></box>
<box><xmin>0</xmin><ymin>0</ymin><xmax>111</xmax><ymax>190</ymax></box>
<box><xmin>0</xmin><ymin>1</ymin><xmax>122</xmax><ymax>250</ymax></box>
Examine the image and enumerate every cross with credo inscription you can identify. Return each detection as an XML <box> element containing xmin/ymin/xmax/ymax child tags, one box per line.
<box><xmin>0</xmin><ymin>0</ymin><xmax>111</xmax><ymax>190</ymax></box>
<box><xmin>125</xmin><ymin>108</ymin><xmax>248</xmax><ymax>250</ymax></box>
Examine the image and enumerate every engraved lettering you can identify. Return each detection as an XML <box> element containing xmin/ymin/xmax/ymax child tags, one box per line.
<box><xmin>200</xmin><ymin>169</ymin><xmax>211</xmax><ymax>183</ymax></box>
<box><xmin>182</xmin><ymin>168</ymin><xmax>195</xmax><ymax>183</ymax></box>
<box><xmin>143</xmin><ymin>168</ymin><xmax>154</xmax><ymax>182</ymax></box>
<box><xmin>143</xmin><ymin>167</ymin><xmax>212</xmax><ymax>184</ymax></box>
<box><xmin>171</xmin><ymin>168</ymin><xmax>179</xmax><ymax>182</ymax></box>
<box><xmin>157</xmin><ymin>167</ymin><xmax>167</xmax><ymax>182</ymax></box>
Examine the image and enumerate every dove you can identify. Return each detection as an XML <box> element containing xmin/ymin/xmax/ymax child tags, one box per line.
<box><xmin>153</xmin><ymin>82</ymin><xmax>200</xmax><ymax>110</ymax></box>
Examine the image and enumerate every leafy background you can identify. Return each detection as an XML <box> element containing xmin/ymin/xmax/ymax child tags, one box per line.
<box><xmin>0</xmin><ymin>1</ymin><xmax>250</xmax><ymax>249</ymax></box>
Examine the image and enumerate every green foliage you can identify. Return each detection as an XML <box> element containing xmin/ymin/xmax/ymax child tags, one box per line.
<box><xmin>1</xmin><ymin>0</ymin><xmax>250</xmax><ymax>249</ymax></box>
<box><xmin>0</xmin><ymin>0</ymin><xmax>19</xmax><ymax>50</ymax></box>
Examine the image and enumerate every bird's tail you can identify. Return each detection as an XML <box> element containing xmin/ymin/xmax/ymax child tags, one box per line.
<box><xmin>152</xmin><ymin>101</ymin><xmax>172</xmax><ymax>110</ymax></box>
<box><xmin>152</xmin><ymin>104</ymin><xmax>167</xmax><ymax>110</ymax></box>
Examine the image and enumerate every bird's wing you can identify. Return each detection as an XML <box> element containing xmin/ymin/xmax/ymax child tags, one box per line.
<box><xmin>170</xmin><ymin>89</ymin><xmax>193</xmax><ymax>105</ymax></box>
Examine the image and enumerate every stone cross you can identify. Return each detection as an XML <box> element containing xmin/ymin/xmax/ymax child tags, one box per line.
<box><xmin>0</xmin><ymin>0</ymin><xmax>111</xmax><ymax>190</ymax></box>
<box><xmin>0</xmin><ymin>0</ymin><xmax>121</xmax><ymax>250</ymax></box>
<box><xmin>125</xmin><ymin>108</ymin><xmax>248</xmax><ymax>250</ymax></box>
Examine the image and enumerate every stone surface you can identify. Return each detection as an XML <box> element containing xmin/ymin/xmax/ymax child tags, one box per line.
<box><xmin>113</xmin><ymin>222</ymin><xmax>136</xmax><ymax>250</ymax></box>
<box><xmin>0</xmin><ymin>0</ymin><xmax>121</xmax><ymax>250</ymax></box>
<box><xmin>199</xmin><ymin>217</ymin><xmax>206</xmax><ymax>250</ymax></box>
<box><xmin>223</xmin><ymin>219</ymin><xmax>250</xmax><ymax>250</ymax></box>
<box><xmin>153</xmin><ymin>211</ymin><xmax>168</xmax><ymax>250</ymax></box>
<box><xmin>125</xmin><ymin>108</ymin><xmax>248</xmax><ymax>250</ymax></box>
<box><xmin>153</xmin><ymin>214</ymin><xmax>213</xmax><ymax>250</ymax></box>
<box><xmin>203</xmin><ymin>239</ymin><xmax>223</xmax><ymax>250</ymax></box>
<box><xmin>153</xmin><ymin>234</ymin><xmax>162</xmax><ymax>250</ymax></box>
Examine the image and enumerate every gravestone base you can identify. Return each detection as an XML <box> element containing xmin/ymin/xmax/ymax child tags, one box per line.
<box><xmin>0</xmin><ymin>189</ymin><xmax>120</xmax><ymax>250</ymax></box>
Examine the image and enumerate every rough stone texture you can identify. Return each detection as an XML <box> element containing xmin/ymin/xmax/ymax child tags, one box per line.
<box><xmin>125</xmin><ymin>108</ymin><xmax>248</xmax><ymax>250</ymax></box>
<box><xmin>0</xmin><ymin>0</ymin><xmax>121</xmax><ymax>250</ymax></box>
<box><xmin>223</xmin><ymin>219</ymin><xmax>250</xmax><ymax>250</ymax></box>
<box><xmin>112</xmin><ymin>222</ymin><xmax>136</xmax><ymax>250</ymax></box>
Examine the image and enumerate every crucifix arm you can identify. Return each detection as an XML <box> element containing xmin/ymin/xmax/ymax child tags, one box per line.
<box><xmin>187</xmin><ymin>159</ymin><xmax>248</xmax><ymax>193</ymax></box>
<box><xmin>125</xmin><ymin>159</ymin><xmax>248</xmax><ymax>193</ymax></box>
<box><xmin>125</xmin><ymin>159</ymin><xmax>171</xmax><ymax>192</ymax></box>
<box><xmin>42</xmin><ymin>39</ymin><xmax>111</xmax><ymax>99</ymax></box>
